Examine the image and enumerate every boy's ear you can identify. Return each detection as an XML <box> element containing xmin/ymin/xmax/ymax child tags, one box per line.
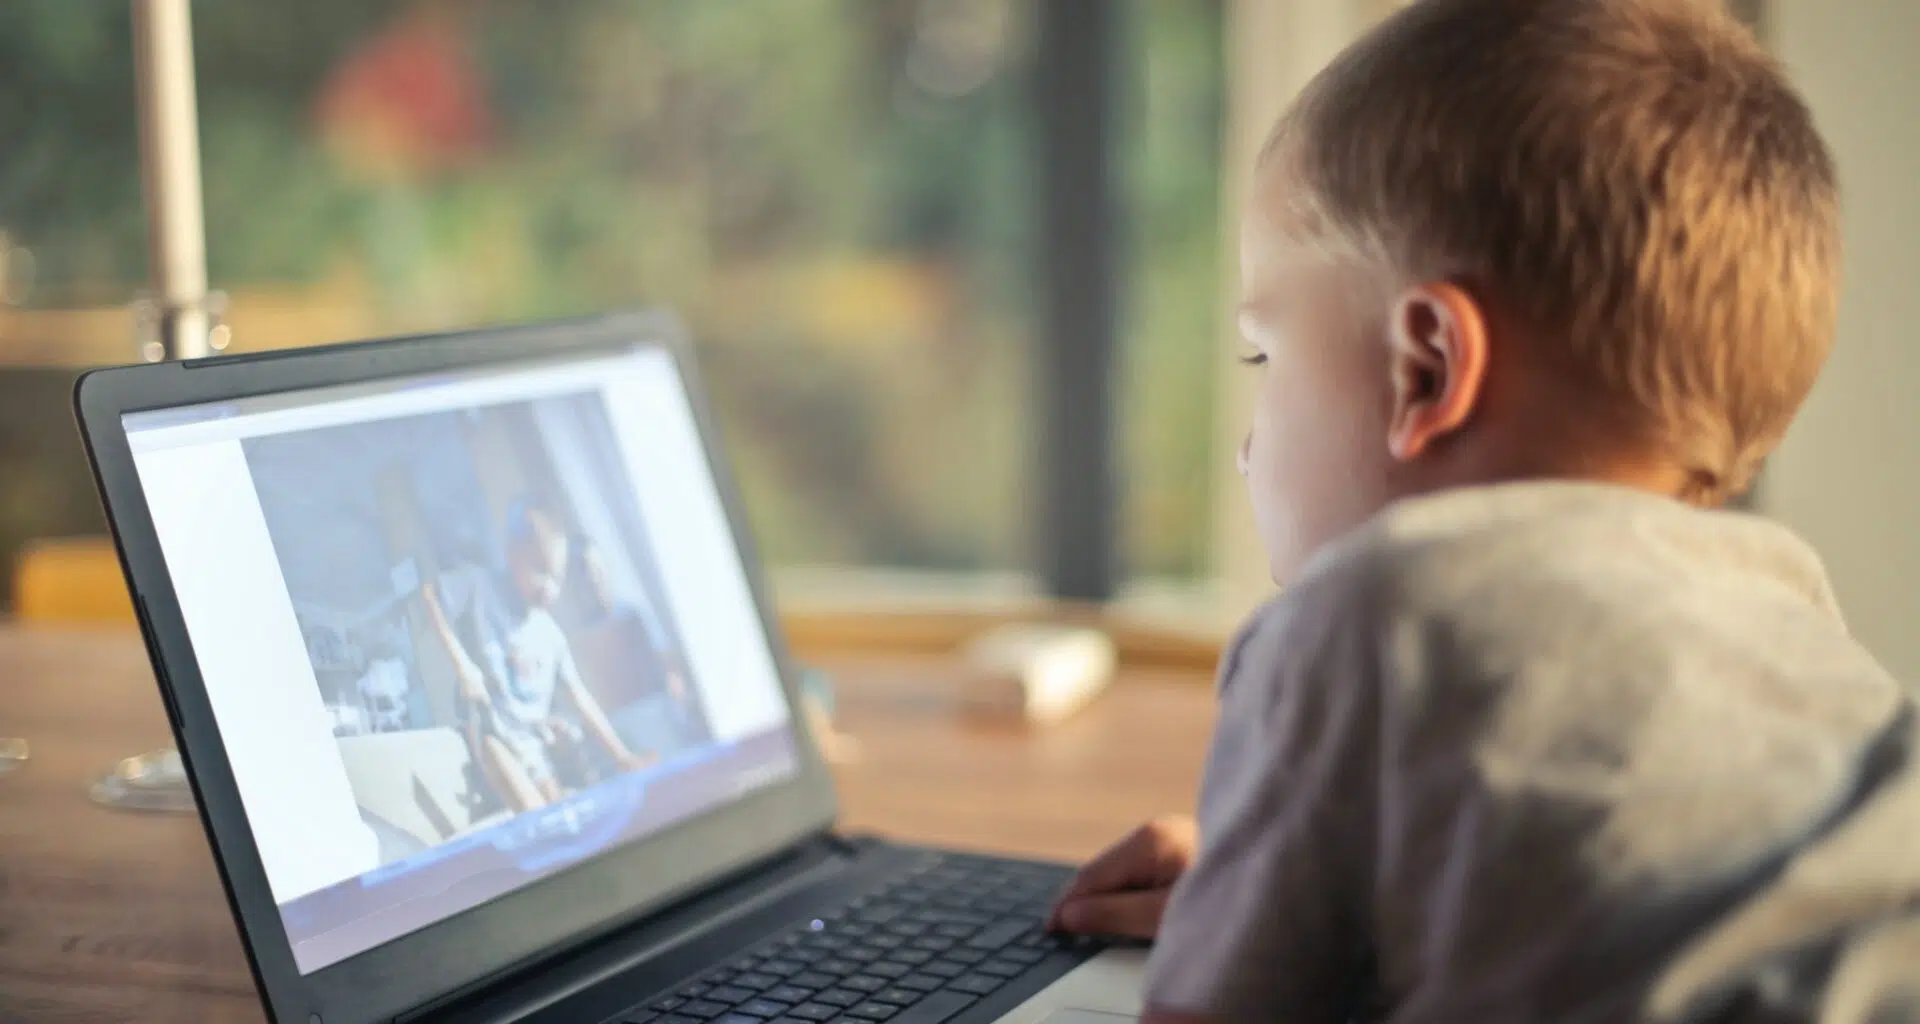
<box><xmin>1385</xmin><ymin>280</ymin><xmax>1490</xmax><ymax>461</ymax></box>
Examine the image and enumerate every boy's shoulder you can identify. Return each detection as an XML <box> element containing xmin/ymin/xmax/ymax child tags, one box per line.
<box><xmin>1198</xmin><ymin>485</ymin><xmax>1909</xmax><ymax>1024</ymax></box>
<box><xmin>1271</xmin><ymin>480</ymin><xmax>1833</xmax><ymax>620</ymax></box>
<box><xmin>1233</xmin><ymin>480</ymin><xmax>1858</xmax><ymax>700</ymax></box>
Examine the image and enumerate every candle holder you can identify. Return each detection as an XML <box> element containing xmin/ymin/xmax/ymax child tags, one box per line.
<box><xmin>90</xmin><ymin>746</ymin><xmax>194</xmax><ymax>813</ymax></box>
<box><xmin>0</xmin><ymin>737</ymin><xmax>26</xmax><ymax>775</ymax></box>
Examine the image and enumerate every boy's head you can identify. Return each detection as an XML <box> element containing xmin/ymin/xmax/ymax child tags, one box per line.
<box><xmin>1238</xmin><ymin>0</ymin><xmax>1839</xmax><ymax>584</ymax></box>
<box><xmin>505</xmin><ymin>500</ymin><xmax>570</xmax><ymax>609</ymax></box>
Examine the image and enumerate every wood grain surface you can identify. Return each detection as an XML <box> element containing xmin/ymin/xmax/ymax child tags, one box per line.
<box><xmin>0</xmin><ymin>626</ymin><xmax>1214</xmax><ymax>1023</ymax></box>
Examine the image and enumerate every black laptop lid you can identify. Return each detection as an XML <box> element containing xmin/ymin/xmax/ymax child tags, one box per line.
<box><xmin>75</xmin><ymin>313</ymin><xmax>837</xmax><ymax>1024</ymax></box>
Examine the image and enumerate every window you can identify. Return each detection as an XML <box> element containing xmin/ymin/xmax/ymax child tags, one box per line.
<box><xmin>0</xmin><ymin>3</ymin><xmax>143</xmax><ymax>585</ymax></box>
<box><xmin>190</xmin><ymin>0</ymin><xmax>1038</xmax><ymax>574</ymax></box>
<box><xmin>0</xmin><ymin>2</ymin><xmax>147</xmax><ymax>339</ymax></box>
<box><xmin>1122</xmin><ymin>0</ymin><xmax>1224</xmax><ymax>582</ymax></box>
<box><xmin>0</xmin><ymin>0</ymin><xmax>1226</xmax><ymax>610</ymax></box>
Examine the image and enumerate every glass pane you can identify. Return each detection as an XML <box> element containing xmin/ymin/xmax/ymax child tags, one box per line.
<box><xmin>1121</xmin><ymin>0</ymin><xmax>1224</xmax><ymax>582</ymax></box>
<box><xmin>0</xmin><ymin>3</ymin><xmax>140</xmax><ymax>599</ymax></box>
<box><xmin>0</xmin><ymin>2</ymin><xmax>146</xmax><ymax>318</ymax></box>
<box><xmin>191</xmin><ymin>0</ymin><xmax>1034</xmax><ymax>572</ymax></box>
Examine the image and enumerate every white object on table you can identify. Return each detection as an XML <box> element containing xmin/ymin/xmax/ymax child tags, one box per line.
<box><xmin>956</xmin><ymin>624</ymin><xmax>1117</xmax><ymax>724</ymax></box>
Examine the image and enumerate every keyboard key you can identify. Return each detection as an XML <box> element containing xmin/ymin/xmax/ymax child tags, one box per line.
<box><xmin>678</xmin><ymin>1001</ymin><xmax>730</xmax><ymax>1019</ymax></box>
<box><xmin>977</xmin><ymin>960</ymin><xmax>1023</xmax><ymax>978</ymax></box>
<box><xmin>883</xmin><ymin>992</ymin><xmax>976</xmax><ymax>1024</ymax></box>
<box><xmin>873</xmin><ymin>988</ymin><xmax>922</xmax><ymax>1006</ymax></box>
<box><xmin>716</xmin><ymin>1016</ymin><xmax>765</xmax><ymax>1024</ymax></box>
<box><xmin>945</xmin><ymin>949</ymin><xmax>987</xmax><ymax>965</ymax></box>
<box><xmin>908</xmin><ymin>938</ymin><xmax>953</xmax><ymax>953</ymax></box>
<box><xmin>947</xmin><ymin>975</ymin><xmax>1002</xmax><ymax>997</ymax></box>
<box><xmin>705</xmin><ymin>970</ymin><xmax>738</xmax><ymax>985</ymax></box>
<box><xmin>815</xmin><ymin>989</ymin><xmax>862</xmax><ymax>1007</ymax></box>
<box><xmin>1000</xmin><ymin>948</ymin><xmax>1045</xmax><ymax>965</ymax></box>
<box><xmin>680</xmin><ymin>983</ymin><xmax>714</xmax><ymax>997</ymax></box>
<box><xmin>843</xmin><ymin>975</ymin><xmax>887</xmax><ymax>993</ymax></box>
<box><xmin>885</xmin><ymin>922</ymin><xmax>928</xmax><ymax>938</ymax></box>
<box><xmin>966</xmin><ymin>920</ymin><xmax>1029</xmax><ymax>951</ymax></box>
<box><xmin>761</xmin><ymin>959</ymin><xmax>805</xmax><ymax>977</ymax></box>
<box><xmin>705</xmin><ymin>986</ymin><xmax>755</xmax><ymax>1004</ymax></box>
<box><xmin>867</xmin><ymin>961</ymin><xmax>910</xmax><ymax>979</ymax></box>
<box><xmin>654</xmin><ymin>997</ymin><xmax>687</xmax><ymax>1011</ymax></box>
<box><xmin>921</xmin><ymin>960</ymin><xmax>965</xmax><ymax>979</ymax></box>
<box><xmin>792</xmin><ymin>972</ymin><xmax>838</xmax><ymax>989</ymax></box>
<box><xmin>734</xmin><ymin>973</ymin><xmax>779</xmax><ymax>991</ymax></box>
<box><xmin>787</xmin><ymin>947</ymin><xmax>827</xmax><ymax>965</ymax></box>
<box><xmin>932</xmin><ymin>924</ymin><xmax>975</xmax><ymax>939</ymax></box>
<box><xmin>886</xmin><ymin>949</ymin><xmax>933</xmax><ymax>966</ymax></box>
<box><xmin>847</xmin><ymin>1003</ymin><xmax>900</xmax><ymax>1020</ymax></box>
<box><xmin>788</xmin><ymin>1004</ymin><xmax>840</xmax><ymax>1022</ymax></box>
<box><xmin>740</xmin><ymin>1000</ymin><xmax>794</xmax><ymax>1017</ymax></box>
<box><xmin>767</xmin><ymin>986</ymin><xmax>814</xmax><ymax>1004</ymax></box>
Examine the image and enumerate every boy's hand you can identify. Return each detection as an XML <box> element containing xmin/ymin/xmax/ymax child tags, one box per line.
<box><xmin>617</xmin><ymin>749</ymin><xmax>657</xmax><ymax>774</ymax></box>
<box><xmin>1047</xmin><ymin>815</ymin><xmax>1197</xmax><ymax>940</ymax></box>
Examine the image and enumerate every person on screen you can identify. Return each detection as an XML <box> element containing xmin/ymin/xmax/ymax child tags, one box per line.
<box><xmin>419</xmin><ymin>501</ymin><xmax>653</xmax><ymax>814</ymax></box>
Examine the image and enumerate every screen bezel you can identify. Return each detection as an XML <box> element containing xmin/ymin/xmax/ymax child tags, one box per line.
<box><xmin>75</xmin><ymin>312</ymin><xmax>838</xmax><ymax>1024</ymax></box>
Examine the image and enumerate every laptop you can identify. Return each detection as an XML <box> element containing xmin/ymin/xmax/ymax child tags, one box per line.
<box><xmin>75</xmin><ymin>312</ymin><xmax>1146</xmax><ymax>1024</ymax></box>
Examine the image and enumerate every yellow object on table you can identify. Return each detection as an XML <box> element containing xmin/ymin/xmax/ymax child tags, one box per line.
<box><xmin>12</xmin><ymin>535</ymin><xmax>135</xmax><ymax>625</ymax></box>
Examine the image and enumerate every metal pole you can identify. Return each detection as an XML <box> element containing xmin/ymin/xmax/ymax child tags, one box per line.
<box><xmin>98</xmin><ymin>0</ymin><xmax>207</xmax><ymax>814</ymax></box>
<box><xmin>132</xmin><ymin>0</ymin><xmax>211</xmax><ymax>361</ymax></box>
<box><xmin>1035</xmin><ymin>0</ymin><xmax>1121</xmax><ymax>602</ymax></box>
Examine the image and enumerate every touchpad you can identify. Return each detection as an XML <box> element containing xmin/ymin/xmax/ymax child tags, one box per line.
<box><xmin>1041</xmin><ymin>1012</ymin><xmax>1134</xmax><ymax>1024</ymax></box>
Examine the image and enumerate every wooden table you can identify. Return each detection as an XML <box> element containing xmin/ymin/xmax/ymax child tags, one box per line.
<box><xmin>0</xmin><ymin>627</ymin><xmax>1214</xmax><ymax>1023</ymax></box>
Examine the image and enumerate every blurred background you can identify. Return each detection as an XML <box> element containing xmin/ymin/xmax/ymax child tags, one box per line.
<box><xmin>0</xmin><ymin>0</ymin><xmax>1222</xmax><ymax>588</ymax></box>
<box><xmin>0</xmin><ymin>0</ymin><xmax>1914</xmax><ymax>684</ymax></box>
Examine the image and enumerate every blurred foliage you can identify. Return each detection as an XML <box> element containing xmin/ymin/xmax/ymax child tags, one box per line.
<box><xmin>0</xmin><ymin>0</ymin><xmax>1221</xmax><ymax>579</ymax></box>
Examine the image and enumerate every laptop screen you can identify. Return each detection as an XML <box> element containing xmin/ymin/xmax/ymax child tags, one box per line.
<box><xmin>122</xmin><ymin>346</ymin><xmax>800</xmax><ymax>974</ymax></box>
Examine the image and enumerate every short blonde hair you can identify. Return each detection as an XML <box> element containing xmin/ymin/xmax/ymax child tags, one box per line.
<box><xmin>1263</xmin><ymin>0</ymin><xmax>1840</xmax><ymax>502</ymax></box>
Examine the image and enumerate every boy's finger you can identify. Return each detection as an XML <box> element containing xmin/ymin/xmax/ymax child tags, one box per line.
<box><xmin>1054</xmin><ymin>890</ymin><xmax>1169</xmax><ymax>940</ymax></box>
<box><xmin>1058</xmin><ymin>828</ymin><xmax>1155</xmax><ymax>900</ymax></box>
<box><xmin>1060</xmin><ymin>818</ymin><xmax>1191</xmax><ymax>899</ymax></box>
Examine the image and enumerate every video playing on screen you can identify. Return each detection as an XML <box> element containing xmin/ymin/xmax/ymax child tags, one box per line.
<box><xmin>243</xmin><ymin>394</ymin><xmax>712</xmax><ymax>868</ymax></box>
<box><xmin>130</xmin><ymin>350</ymin><xmax>802</xmax><ymax>972</ymax></box>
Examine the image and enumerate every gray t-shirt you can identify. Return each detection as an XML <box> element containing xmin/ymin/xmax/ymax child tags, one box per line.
<box><xmin>1146</xmin><ymin>482</ymin><xmax>1920</xmax><ymax>1023</ymax></box>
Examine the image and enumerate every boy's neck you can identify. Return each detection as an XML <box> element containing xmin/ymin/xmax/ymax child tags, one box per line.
<box><xmin>1485</xmin><ymin>451</ymin><xmax>1702</xmax><ymax>507</ymax></box>
<box><xmin>1424</xmin><ymin>424</ymin><xmax>1703</xmax><ymax>509</ymax></box>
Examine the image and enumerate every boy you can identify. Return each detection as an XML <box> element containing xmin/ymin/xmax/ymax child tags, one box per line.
<box><xmin>421</xmin><ymin>501</ymin><xmax>651</xmax><ymax>813</ymax></box>
<box><xmin>1050</xmin><ymin>1</ymin><xmax>1920</xmax><ymax>1020</ymax></box>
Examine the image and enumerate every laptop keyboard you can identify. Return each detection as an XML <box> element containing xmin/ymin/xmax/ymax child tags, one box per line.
<box><xmin>613</xmin><ymin>853</ymin><xmax>1100</xmax><ymax>1024</ymax></box>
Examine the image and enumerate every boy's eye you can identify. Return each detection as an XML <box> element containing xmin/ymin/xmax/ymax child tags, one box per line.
<box><xmin>1237</xmin><ymin>351</ymin><xmax>1268</xmax><ymax>367</ymax></box>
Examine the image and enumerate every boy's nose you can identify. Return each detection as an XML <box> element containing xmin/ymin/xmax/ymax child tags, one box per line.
<box><xmin>1236</xmin><ymin>432</ymin><xmax>1251</xmax><ymax>477</ymax></box>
